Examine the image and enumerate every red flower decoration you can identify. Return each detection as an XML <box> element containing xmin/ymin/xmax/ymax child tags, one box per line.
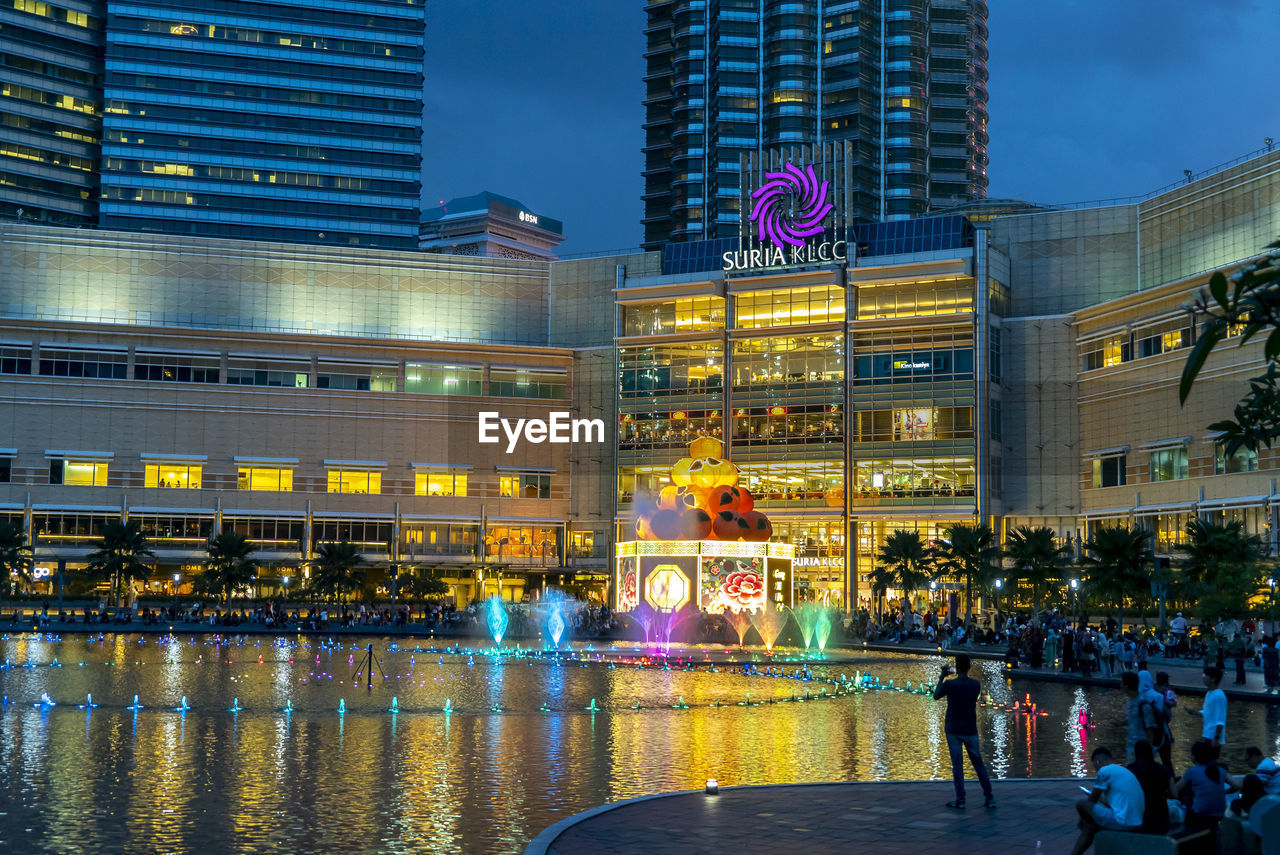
<box><xmin>623</xmin><ymin>570</ymin><xmax>638</xmax><ymax>607</ymax></box>
<box><xmin>722</xmin><ymin>570</ymin><xmax>764</xmax><ymax>607</ymax></box>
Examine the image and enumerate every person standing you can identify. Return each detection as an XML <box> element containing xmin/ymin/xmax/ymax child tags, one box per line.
<box><xmin>1189</xmin><ymin>666</ymin><xmax>1227</xmax><ymax>746</ymax></box>
<box><xmin>933</xmin><ymin>653</ymin><xmax>996</xmax><ymax>810</ymax></box>
<box><xmin>1229</xmin><ymin>632</ymin><xmax>1248</xmax><ymax>686</ymax></box>
<box><xmin>1262</xmin><ymin>636</ymin><xmax>1280</xmax><ymax>693</ymax></box>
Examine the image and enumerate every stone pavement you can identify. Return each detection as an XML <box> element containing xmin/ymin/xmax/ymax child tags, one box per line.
<box><xmin>527</xmin><ymin>779</ymin><xmax>1087</xmax><ymax>855</ymax></box>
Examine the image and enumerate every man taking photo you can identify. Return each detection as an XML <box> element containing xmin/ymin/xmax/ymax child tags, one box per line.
<box><xmin>933</xmin><ymin>653</ymin><xmax>996</xmax><ymax>810</ymax></box>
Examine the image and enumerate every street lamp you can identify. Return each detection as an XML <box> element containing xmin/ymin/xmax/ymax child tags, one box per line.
<box><xmin>172</xmin><ymin>572</ymin><xmax>179</xmax><ymax>615</ymax></box>
<box><xmin>1069</xmin><ymin>578</ymin><xmax>1080</xmax><ymax>625</ymax></box>
<box><xmin>994</xmin><ymin>578</ymin><xmax>1003</xmax><ymax>626</ymax></box>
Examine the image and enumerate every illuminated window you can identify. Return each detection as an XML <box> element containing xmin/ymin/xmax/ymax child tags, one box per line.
<box><xmin>50</xmin><ymin>459</ymin><xmax>109</xmax><ymax>486</ymax></box>
<box><xmin>1149</xmin><ymin>447</ymin><xmax>1188</xmax><ymax>482</ymax></box>
<box><xmin>14</xmin><ymin>0</ymin><xmax>51</xmax><ymax>17</ymax></box>
<box><xmin>327</xmin><ymin>470</ymin><xmax>381</xmax><ymax>495</ymax></box>
<box><xmin>144</xmin><ymin>463</ymin><xmax>202</xmax><ymax>489</ymax></box>
<box><xmin>489</xmin><ymin>368</ymin><xmax>566</xmax><ymax>399</ymax></box>
<box><xmin>316</xmin><ymin>369</ymin><xmax>396</xmax><ymax>392</ymax></box>
<box><xmin>404</xmin><ymin>363</ymin><xmax>482</xmax><ymax>395</ymax></box>
<box><xmin>499</xmin><ymin>473</ymin><xmax>551</xmax><ymax>498</ymax></box>
<box><xmin>414</xmin><ymin>470</ymin><xmax>467</xmax><ymax>497</ymax></box>
<box><xmin>622</xmin><ymin>297</ymin><xmax>725</xmax><ymax>336</ymax></box>
<box><xmin>1083</xmin><ymin>334</ymin><xmax>1132</xmax><ymax>370</ymax></box>
<box><xmin>734</xmin><ymin>286</ymin><xmax>845</xmax><ymax>329</ymax></box>
<box><xmin>1214</xmin><ymin>443</ymin><xmax>1258</xmax><ymax>475</ymax></box>
<box><xmin>1090</xmin><ymin>454</ymin><xmax>1127</xmax><ymax>488</ymax></box>
<box><xmin>237</xmin><ymin>467</ymin><xmax>293</xmax><ymax>492</ymax></box>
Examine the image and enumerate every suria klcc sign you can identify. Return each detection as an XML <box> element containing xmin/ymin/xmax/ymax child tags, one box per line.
<box><xmin>722</xmin><ymin>161</ymin><xmax>847</xmax><ymax>272</ymax></box>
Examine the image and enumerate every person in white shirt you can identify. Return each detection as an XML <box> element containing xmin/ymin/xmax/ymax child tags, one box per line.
<box><xmin>1189</xmin><ymin>666</ymin><xmax>1227</xmax><ymax>746</ymax></box>
<box><xmin>1071</xmin><ymin>746</ymin><xmax>1145</xmax><ymax>855</ymax></box>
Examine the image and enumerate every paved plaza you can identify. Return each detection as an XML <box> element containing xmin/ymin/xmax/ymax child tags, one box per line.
<box><xmin>527</xmin><ymin>778</ymin><xmax>1086</xmax><ymax>855</ymax></box>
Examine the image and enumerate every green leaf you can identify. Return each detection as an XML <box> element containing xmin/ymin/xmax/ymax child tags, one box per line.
<box><xmin>1180</xmin><ymin>326</ymin><xmax>1223</xmax><ymax>403</ymax></box>
<box><xmin>1209</xmin><ymin>271</ymin><xmax>1228</xmax><ymax>307</ymax></box>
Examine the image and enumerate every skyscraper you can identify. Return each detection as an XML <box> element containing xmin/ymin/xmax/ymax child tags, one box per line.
<box><xmin>0</xmin><ymin>0</ymin><xmax>103</xmax><ymax>227</ymax></box>
<box><xmin>2</xmin><ymin>0</ymin><xmax>425</xmax><ymax>249</ymax></box>
<box><xmin>642</xmin><ymin>0</ymin><xmax>989</xmax><ymax>249</ymax></box>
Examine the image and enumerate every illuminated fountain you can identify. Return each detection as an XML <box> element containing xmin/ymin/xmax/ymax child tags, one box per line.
<box><xmin>541</xmin><ymin>589</ymin><xmax>571</xmax><ymax>650</ymax></box>
<box><xmin>748</xmin><ymin>607</ymin><xmax>789</xmax><ymax>652</ymax></box>
<box><xmin>724</xmin><ymin>609</ymin><xmax>753</xmax><ymax>647</ymax></box>
<box><xmin>616</xmin><ymin>437</ymin><xmax>795</xmax><ymax>649</ymax></box>
<box><xmin>793</xmin><ymin>604</ymin><xmax>835</xmax><ymax>655</ymax></box>
<box><xmin>484</xmin><ymin>595</ymin><xmax>509</xmax><ymax>647</ymax></box>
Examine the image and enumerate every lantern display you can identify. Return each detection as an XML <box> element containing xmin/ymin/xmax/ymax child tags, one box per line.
<box><xmin>632</xmin><ymin>438</ymin><xmax>772</xmax><ymax>542</ymax></box>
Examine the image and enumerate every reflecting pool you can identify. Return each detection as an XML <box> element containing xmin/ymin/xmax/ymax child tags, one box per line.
<box><xmin>2</xmin><ymin>634</ymin><xmax>1277</xmax><ymax>854</ymax></box>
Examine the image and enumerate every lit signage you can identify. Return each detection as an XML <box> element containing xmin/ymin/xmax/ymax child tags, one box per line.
<box><xmin>518</xmin><ymin>211</ymin><xmax>539</xmax><ymax>226</ymax></box>
<box><xmin>794</xmin><ymin>557</ymin><xmax>845</xmax><ymax>569</ymax></box>
<box><xmin>671</xmin><ymin>411</ymin><xmax>687</xmax><ymax>420</ymax></box>
<box><xmin>645</xmin><ymin>564</ymin><xmax>690</xmax><ymax>612</ymax></box>
<box><xmin>769</xmin><ymin>559</ymin><xmax>794</xmax><ymax>608</ymax></box>
<box><xmin>723</xmin><ymin>161</ymin><xmax>846</xmax><ymax>272</ymax></box>
<box><xmin>768</xmin><ymin>406</ymin><xmax>786</xmax><ymax>416</ymax></box>
<box><xmin>892</xmin><ymin>359</ymin><xmax>931</xmax><ymax>371</ymax></box>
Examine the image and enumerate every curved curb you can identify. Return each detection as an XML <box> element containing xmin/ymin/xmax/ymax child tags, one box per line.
<box><xmin>522</xmin><ymin>777</ymin><xmax>1083</xmax><ymax>855</ymax></box>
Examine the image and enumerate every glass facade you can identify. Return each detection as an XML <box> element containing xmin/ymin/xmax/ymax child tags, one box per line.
<box><xmin>98</xmin><ymin>0</ymin><xmax>423</xmax><ymax>247</ymax></box>
<box><xmin>619</xmin><ymin>256</ymin><xmax>989</xmax><ymax>607</ymax></box>
<box><xmin>642</xmin><ymin>0</ymin><xmax>990</xmax><ymax>247</ymax></box>
<box><xmin>0</xmin><ymin>0</ymin><xmax>103</xmax><ymax>225</ymax></box>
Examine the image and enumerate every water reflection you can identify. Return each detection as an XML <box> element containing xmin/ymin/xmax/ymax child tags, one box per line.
<box><xmin>0</xmin><ymin>635</ymin><xmax>1277</xmax><ymax>854</ymax></box>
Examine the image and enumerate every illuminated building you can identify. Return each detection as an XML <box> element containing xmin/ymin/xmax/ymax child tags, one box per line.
<box><xmin>0</xmin><ymin>222</ymin><xmax>616</xmax><ymax>603</ymax></box>
<box><xmin>0</xmin><ymin>0</ymin><xmax>103</xmax><ymax>226</ymax></box>
<box><xmin>3</xmin><ymin>145</ymin><xmax>1279</xmax><ymax>611</ymax></box>
<box><xmin>420</xmin><ymin>193</ymin><xmax>565</xmax><ymax>260</ymax></box>
<box><xmin>618</xmin><ymin>144</ymin><xmax>1280</xmax><ymax>609</ymax></box>
<box><xmin>641</xmin><ymin>0</ymin><xmax>991</xmax><ymax>249</ymax></box>
<box><xmin>2</xmin><ymin>0</ymin><xmax>424</xmax><ymax>249</ymax></box>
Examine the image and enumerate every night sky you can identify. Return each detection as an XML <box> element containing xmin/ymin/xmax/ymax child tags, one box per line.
<box><xmin>421</xmin><ymin>1</ymin><xmax>1278</xmax><ymax>254</ymax></box>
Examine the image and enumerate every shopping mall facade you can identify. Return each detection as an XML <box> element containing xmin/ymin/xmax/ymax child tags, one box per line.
<box><xmin>1</xmin><ymin>146</ymin><xmax>1278</xmax><ymax>607</ymax></box>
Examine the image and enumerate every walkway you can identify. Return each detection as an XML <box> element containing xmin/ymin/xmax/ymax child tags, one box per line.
<box><xmin>526</xmin><ymin>778</ymin><xmax>1086</xmax><ymax>855</ymax></box>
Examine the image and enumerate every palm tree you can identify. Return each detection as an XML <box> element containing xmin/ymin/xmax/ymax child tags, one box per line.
<box><xmin>935</xmin><ymin>523</ymin><xmax>999</xmax><ymax>623</ymax></box>
<box><xmin>203</xmin><ymin>531</ymin><xmax>259</xmax><ymax>607</ymax></box>
<box><xmin>0</xmin><ymin>520</ymin><xmax>35</xmax><ymax>596</ymax></box>
<box><xmin>1082</xmin><ymin>526</ymin><xmax>1152</xmax><ymax>629</ymax></box>
<box><xmin>1178</xmin><ymin>518</ymin><xmax>1265</xmax><ymax>622</ymax></box>
<box><xmin>309</xmin><ymin>541</ymin><xmax>366</xmax><ymax>603</ymax></box>
<box><xmin>866</xmin><ymin>564</ymin><xmax>897</xmax><ymax>623</ymax></box>
<box><xmin>876</xmin><ymin>529</ymin><xmax>935</xmax><ymax>623</ymax></box>
<box><xmin>404</xmin><ymin>570</ymin><xmax>449</xmax><ymax>619</ymax></box>
<box><xmin>1004</xmin><ymin>526</ymin><xmax>1069</xmax><ymax>626</ymax></box>
<box><xmin>1179</xmin><ymin>518</ymin><xmax>1263</xmax><ymax>590</ymax></box>
<box><xmin>85</xmin><ymin>519</ymin><xmax>155</xmax><ymax>606</ymax></box>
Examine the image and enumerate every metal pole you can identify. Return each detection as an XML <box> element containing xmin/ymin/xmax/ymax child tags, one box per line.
<box><xmin>367</xmin><ymin>643</ymin><xmax>373</xmax><ymax>690</ymax></box>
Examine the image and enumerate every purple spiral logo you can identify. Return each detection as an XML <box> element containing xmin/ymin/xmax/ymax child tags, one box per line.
<box><xmin>749</xmin><ymin>162</ymin><xmax>834</xmax><ymax>248</ymax></box>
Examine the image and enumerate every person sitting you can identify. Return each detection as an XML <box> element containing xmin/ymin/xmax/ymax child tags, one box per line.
<box><xmin>1175</xmin><ymin>739</ymin><xmax>1227</xmax><ymax>833</ymax></box>
<box><xmin>1127</xmin><ymin>739</ymin><xmax>1174</xmax><ymax>833</ymax></box>
<box><xmin>1071</xmin><ymin>746</ymin><xmax>1145</xmax><ymax>855</ymax></box>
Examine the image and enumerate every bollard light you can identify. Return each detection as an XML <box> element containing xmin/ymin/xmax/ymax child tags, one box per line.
<box><xmin>705</xmin><ymin>778</ymin><xmax>719</xmax><ymax>795</ymax></box>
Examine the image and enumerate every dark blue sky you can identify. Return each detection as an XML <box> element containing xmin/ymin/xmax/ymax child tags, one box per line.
<box><xmin>422</xmin><ymin>1</ymin><xmax>1277</xmax><ymax>254</ymax></box>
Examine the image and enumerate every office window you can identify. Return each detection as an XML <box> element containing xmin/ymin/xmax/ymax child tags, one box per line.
<box><xmin>1091</xmin><ymin>454</ymin><xmax>1127</xmax><ymax>488</ymax></box>
<box><xmin>0</xmin><ymin>344</ymin><xmax>31</xmax><ymax>375</ymax></box>
<box><xmin>144</xmin><ymin>463</ymin><xmax>202</xmax><ymax>489</ymax></box>
<box><xmin>499</xmin><ymin>473</ymin><xmax>551</xmax><ymax>498</ymax></box>
<box><xmin>1149</xmin><ymin>447</ymin><xmax>1189</xmax><ymax>482</ymax></box>
<box><xmin>414</xmin><ymin>470</ymin><xmax>468</xmax><ymax>497</ymax></box>
<box><xmin>135</xmin><ymin>352</ymin><xmax>220</xmax><ymax>383</ymax></box>
<box><xmin>237</xmin><ymin>467</ymin><xmax>293</xmax><ymax>491</ymax></box>
<box><xmin>1215</xmin><ymin>443</ymin><xmax>1259</xmax><ymax>475</ymax></box>
<box><xmin>0</xmin><ymin>458</ymin><xmax>10</xmax><ymax>483</ymax></box>
<box><xmin>404</xmin><ymin>364</ymin><xmax>482</xmax><ymax>396</ymax></box>
<box><xmin>226</xmin><ymin>367</ymin><xmax>308</xmax><ymax>387</ymax></box>
<box><xmin>1082</xmin><ymin>335</ymin><xmax>1131</xmax><ymax>371</ymax></box>
<box><xmin>489</xmin><ymin>368</ymin><xmax>567</xmax><ymax>399</ymax></box>
<box><xmin>327</xmin><ymin>470</ymin><xmax>381</xmax><ymax>494</ymax></box>
<box><xmin>316</xmin><ymin>368</ymin><xmax>397</xmax><ymax>392</ymax></box>
<box><xmin>39</xmin><ymin>348</ymin><xmax>127</xmax><ymax>379</ymax></box>
<box><xmin>50</xmin><ymin>459</ymin><xmax>109</xmax><ymax>486</ymax></box>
